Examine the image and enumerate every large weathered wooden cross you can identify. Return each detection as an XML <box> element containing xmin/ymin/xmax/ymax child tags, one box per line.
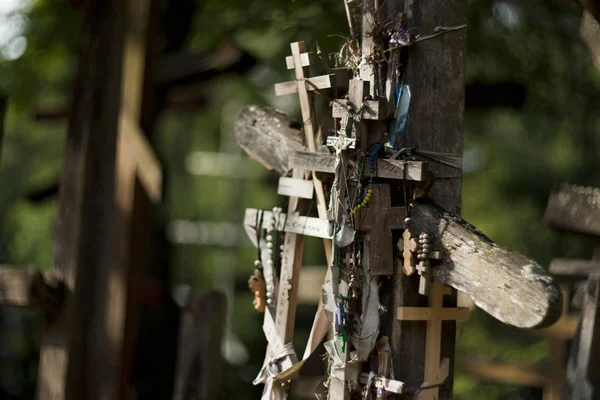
<box><xmin>236</xmin><ymin>103</ymin><xmax>564</xmax><ymax>398</ymax></box>
<box><xmin>235</xmin><ymin>2</ymin><xmax>564</xmax><ymax>399</ymax></box>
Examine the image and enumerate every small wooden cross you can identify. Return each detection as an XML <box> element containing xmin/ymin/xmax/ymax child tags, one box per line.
<box><xmin>397</xmin><ymin>281</ymin><xmax>469</xmax><ymax>400</ymax></box>
<box><xmin>355</xmin><ymin>183</ymin><xmax>406</xmax><ymax>275</ymax></box>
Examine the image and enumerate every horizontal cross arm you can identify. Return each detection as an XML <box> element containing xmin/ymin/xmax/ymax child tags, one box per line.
<box><xmin>277</xmin><ymin>177</ymin><xmax>314</xmax><ymax>199</ymax></box>
<box><xmin>285</xmin><ymin>52</ymin><xmax>312</xmax><ymax>70</ymax></box>
<box><xmin>275</xmin><ymin>74</ymin><xmax>334</xmax><ymax>96</ymax></box>
<box><xmin>549</xmin><ymin>258</ymin><xmax>600</xmax><ymax>277</ymax></box>
<box><xmin>408</xmin><ymin>200</ymin><xmax>562</xmax><ymax>329</ymax></box>
<box><xmin>462</xmin><ymin>358</ymin><xmax>551</xmax><ymax>387</ymax></box>
<box><xmin>396</xmin><ymin>306</ymin><xmax>469</xmax><ymax>321</ymax></box>
<box><xmin>244</xmin><ymin>208</ymin><xmax>333</xmax><ymax>239</ymax></box>
<box><xmin>544</xmin><ymin>183</ymin><xmax>600</xmax><ymax>236</ymax></box>
<box><xmin>332</xmin><ymin>99</ymin><xmax>392</xmax><ymax>120</ymax></box>
<box><xmin>0</xmin><ymin>265</ymin><xmax>64</xmax><ymax>319</ymax></box>
<box><xmin>289</xmin><ymin>151</ymin><xmax>428</xmax><ymax>181</ymax></box>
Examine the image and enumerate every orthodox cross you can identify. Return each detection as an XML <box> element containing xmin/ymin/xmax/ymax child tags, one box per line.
<box><xmin>252</xmin><ymin>41</ymin><xmax>345</xmax><ymax>400</ymax></box>
<box><xmin>275</xmin><ymin>41</ymin><xmax>336</xmax><ymax>223</ymax></box>
<box><xmin>354</xmin><ymin>183</ymin><xmax>405</xmax><ymax>275</ymax></box>
<box><xmin>544</xmin><ymin>183</ymin><xmax>600</xmax><ymax>399</ymax></box>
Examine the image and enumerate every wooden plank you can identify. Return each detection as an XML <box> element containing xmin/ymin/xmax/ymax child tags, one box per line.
<box><xmin>36</xmin><ymin>0</ymin><xmax>151</xmax><ymax>398</ymax></box>
<box><xmin>120</xmin><ymin>111</ymin><xmax>163</xmax><ymax>203</ymax></box>
<box><xmin>462</xmin><ymin>358</ymin><xmax>551</xmax><ymax>387</ymax></box>
<box><xmin>244</xmin><ymin>208</ymin><xmax>332</xmax><ymax>239</ymax></box>
<box><xmin>235</xmin><ymin>106</ymin><xmax>307</xmax><ymax>176</ymax></box>
<box><xmin>410</xmin><ymin>200</ymin><xmax>562</xmax><ymax>329</ymax></box>
<box><xmin>285</xmin><ymin>52</ymin><xmax>311</xmax><ymax>70</ymax></box>
<box><xmin>0</xmin><ymin>265</ymin><xmax>39</xmax><ymax>306</ymax></box>
<box><xmin>549</xmin><ymin>258</ymin><xmax>600</xmax><ymax>277</ymax></box>
<box><xmin>0</xmin><ymin>96</ymin><xmax>6</xmax><ymax>166</ymax></box>
<box><xmin>172</xmin><ymin>291</ymin><xmax>227</xmax><ymax>400</ymax></box>
<box><xmin>396</xmin><ymin>306</ymin><xmax>469</xmax><ymax>321</ymax></box>
<box><xmin>544</xmin><ymin>183</ymin><xmax>600</xmax><ymax>236</ymax></box>
<box><xmin>235</xmin><ymin>106</ymin><xmax>428</xmax><ymax>182</ymax></box>
<box><xmin>332</xmin><ymin>99</ymin><xmax>392</xmax><ymax>120</ymax></box>
<box><xmin>274</xmin><ymin>74</ymin><xmax>333</xmax><ymax>96</ymax></box>
<box><xmin>289</xmin><ymin>151</ymin><xmax>428</xmax><ymax>181</ymax></box>
<box><xmin>277</xmin><ymin>177</ymin><xmax>314</xmax><ymax>199</ymax></box>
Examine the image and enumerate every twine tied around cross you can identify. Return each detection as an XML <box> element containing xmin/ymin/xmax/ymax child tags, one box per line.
<box><xmin>253</xmin><ymin>342</ymin><xmax>297</xmax><ymax>400</ymax></box>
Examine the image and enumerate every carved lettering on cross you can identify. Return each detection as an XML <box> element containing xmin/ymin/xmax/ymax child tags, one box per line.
<box><xmin>355</xmin><ymin>183</ymin><xmax>405</xmax><ymax>275</ymax></box>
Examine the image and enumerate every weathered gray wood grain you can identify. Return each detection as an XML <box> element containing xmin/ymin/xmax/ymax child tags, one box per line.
<box><xmin>172</xmin><ymin>291</ymin><xmax>227</xmax><ymax>400</ymax></box>
<box><xmin>235</xmin><ymin>105</ymin><xmax>307</xmax><ymax>176</ymax></box>
<box><xmin>411</xmin><ymin>200</ymin><xmax>562</xmax><ymax>329</ymax></box>
<box><xmin>544</xmin><ymin>183</ymin><xmax>600</xmax><ymax>237</ymax></box>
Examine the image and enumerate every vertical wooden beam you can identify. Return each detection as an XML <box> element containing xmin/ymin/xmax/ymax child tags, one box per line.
<box><xmin>36</xmin><ymin>0</ymin><xmax>150</xmax><ymax>399</ymax></box>
<box><xmin>120</xmin><ymin>0</ymin><xmax>160</xmax><ymax>397</ymax></box>
<box><xmin>172</xmin><ymin>291</ymin><xmax>227</xmax><ymax>400</ymax></box>
<box><xmin>388</xmin><ymin>0</ymin><xmax>468</xmax><ymax>398</ymax></box>
<box><xmin>0</xmin><ymin>97</ymin><xmax>6</xmax><ymax>166</ymax></box>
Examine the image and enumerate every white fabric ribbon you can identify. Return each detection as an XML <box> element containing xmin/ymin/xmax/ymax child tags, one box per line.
<box><xmin>253</xmin><ymin>342</ymin><xmax>297</xmax><ymax>400</ymax></box>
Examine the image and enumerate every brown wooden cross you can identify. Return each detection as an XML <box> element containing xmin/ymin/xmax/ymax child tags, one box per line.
<box><xmin>397</xmin><ymin>281</ymin><xmax>469</xmax><ymax>400</ymax></box>
<box><xmin>544</xmin><ymin>183</ymin><xmax>600</xmax><ymax>399</ymax></box>
<box><xmin>355</xmin><ymin>183</ymin><xmax>405</xmax><ymax>275</ymax></box>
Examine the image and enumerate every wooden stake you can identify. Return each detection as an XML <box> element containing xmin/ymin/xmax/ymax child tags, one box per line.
<box><xmin>0</xmin><ymin>96</ymin><xmax>6</xmax><ymax>167</ymax></box>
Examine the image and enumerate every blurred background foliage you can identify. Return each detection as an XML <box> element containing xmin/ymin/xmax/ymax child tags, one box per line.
<box><xmin>0</xmin><ymin>0</ymin><xmax>599</xmax><ymax>399</ymax></box>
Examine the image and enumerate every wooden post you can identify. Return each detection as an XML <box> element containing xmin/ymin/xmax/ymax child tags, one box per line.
<box><xmin>0</xmin><ymin>96</ymin><xmax>6</xmax><ymax>166</ymax></box>
<box><xmin>36</xmin><ymin>0</ymin><xmax>152</xmax><ymax>399</ymax></box>
<box><xmin>172</xmin><ymin>291</ymin><xmax>227</xmax><ymax>400</ymax></box>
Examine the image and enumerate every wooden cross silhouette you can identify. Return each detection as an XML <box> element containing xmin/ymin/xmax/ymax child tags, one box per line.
<box><xmin>355</xmin><ymin>183</ymin><xmax>405</xmax><ymax>275</ymax></box>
